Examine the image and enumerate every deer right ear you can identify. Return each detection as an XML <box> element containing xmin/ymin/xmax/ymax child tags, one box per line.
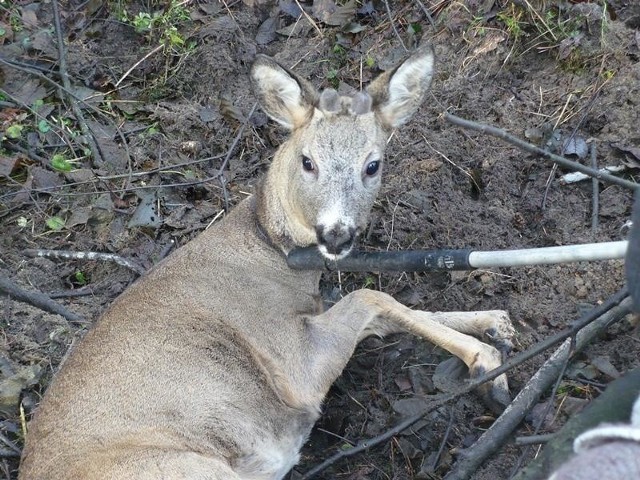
<box><xmin>251</xmin><ymin>55</ymin><xmax>318</xmax><ymax>130</ymax></box>
<box><xmin>367</xmin><ymin>46</ymin><xmax>435</xmax><ymax>130</ymax></box>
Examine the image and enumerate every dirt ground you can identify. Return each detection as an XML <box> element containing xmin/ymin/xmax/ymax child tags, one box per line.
<box><xmin>1</xmin><ymin>0</ymin><xmax>639</xmax><ymax>479</ymax></box>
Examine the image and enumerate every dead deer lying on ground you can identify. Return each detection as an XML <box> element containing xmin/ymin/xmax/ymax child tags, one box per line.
<box><xmin>19</xmin><ymin>46</ymin><xmax>515</xmax><ymax>480</ymax></box>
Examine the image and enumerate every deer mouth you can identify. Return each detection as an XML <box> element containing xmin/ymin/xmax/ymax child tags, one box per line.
<box><xmin>315</xmin><ymin>223</ymin><xmax>358</xmax><ymax>260</ymax></box>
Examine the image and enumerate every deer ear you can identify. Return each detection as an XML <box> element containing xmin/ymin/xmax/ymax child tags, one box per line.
<box><xmin>367</xmin><ymin>46</ymin><xmax>435</xmax><ymax>129</ymax></box>
<box><xmin>251</xmin><ymin>55</ymin><xmax>318</xmax><ymax>130</ymax></box>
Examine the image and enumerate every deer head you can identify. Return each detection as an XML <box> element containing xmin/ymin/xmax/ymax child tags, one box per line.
<box><xmin>252</xmin><ymin>47</ymin><xmax>435</xmax><ymax>260</ymax></box>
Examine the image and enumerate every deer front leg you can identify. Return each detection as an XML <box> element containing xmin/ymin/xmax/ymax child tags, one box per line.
<box><xmin>306</xmin><ymin>289</ymin><xmax>513</xmax><ymax>409</ymax></box>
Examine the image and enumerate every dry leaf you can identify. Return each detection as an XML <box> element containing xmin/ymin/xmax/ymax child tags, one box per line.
<box><xmin>256</xmin><ymin>16</ymin><xmax>278</xmax><ymax>45</ymax></box>
<box><xmin>472</xmin><ymin>31</ymin><xmax>507</xmax><ymax>56</ymax></box>
<box><xmin>219</xmin><ymin>96</ymin><xmax>246</xmax><ymax>124</ymax></box>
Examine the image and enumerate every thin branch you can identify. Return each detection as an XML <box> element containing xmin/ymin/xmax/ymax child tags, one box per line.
<box><xmin>0</xmin><ymin>432</ymin><xmax>21</xmax><ymax>456</ymax></box>
<box><xmin>301</xmin><ymin>288</ymin><xmax>630</xmax><ymax>479</ymax></box>
<box><xmin>413</xmin><ymin>0</ymin><xmax>435</xmax><ymax>26</ymax></box>
<box><xmin>591</xmin><ymin>142</ymin><xmax>599</xmax><ymax>232</ymax></box>
<box><xmin>0</xmin><ymin>276</ymin><xmax>85</xmax><ymax>324</ymax></box>
<box><xmin>383</xmin><ymin>0</ymin><xmax>407</xmax><ymax>51</ymax></box>
<box><xmin>51</xmin><ymin>0</ymin><xmax>103</xmax><ymax>166</ymax></box>
<box><xmin>432</xmin><ymin>406</ymin><xmax>455</xmax><ymax>471</ymax></box>
<box><xmin>218</xmin><ymin>103</ymin><xmax>257</xmax><ymax>211</ymax></box>
<box><xmin>445</xmin><ymin>296</ymin><xmax>633</xmax><ymax>480</ymax></box>
<box><xmin>23</xmin><ymin>249</ymin><xmax>146</xmax><ymax>276</ymax></box>
<box><xmin>115</xmin><ymin>44</ymin><xmax>164</xmax><ymax>87</ymax></box>
<box><xmin>444</xmin><ymin>113</ymin><xmax>639</xmax><ymax>191</ymax></box>
<box><xmin>514</xmin><ymin>433</ymin><xmax>556</xmax><ymax>446</ymax></box>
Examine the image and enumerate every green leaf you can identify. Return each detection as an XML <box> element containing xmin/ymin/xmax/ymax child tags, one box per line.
<box><xmin>74</xmin><ymin>271</ymin><xmax>87</xmax><ymax>285</ymax></box>
<box><xmin>51</xmin><ymin>154</ymin><xmax>74</xmax><ymax>172</ymax></box>
<box><xmin>6</xmin><ymin>124</ymin><xmax>23</xmax><ymax>139</ymax></box>
<box><xmin>38</xmin><ymin>119</ymin><xmax>51</xmax><ymax>133</ymax></box>
<box><xmin>46</xmin><ymin>216</ymin><xmax>65</xmax><ymax>231</ymax></box>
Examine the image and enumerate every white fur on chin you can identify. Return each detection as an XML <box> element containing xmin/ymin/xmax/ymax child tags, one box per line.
<box><xmin>318</xmin><ymin>244</ymin><xmax>353</xmax><ymax>261</ymax></box>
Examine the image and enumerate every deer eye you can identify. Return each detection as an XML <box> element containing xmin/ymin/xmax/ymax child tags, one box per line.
<box><xmin>302</xmin><ymin>156</ymin><xmax>315</xmax><ymax>172</ymax></box>
<box><xmin>365</xmin><ymin>160</ymin><xmax>380</xmax><ymax>176</ymax></box>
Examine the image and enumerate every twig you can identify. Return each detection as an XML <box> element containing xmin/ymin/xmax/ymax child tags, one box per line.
<box><xmin>0</xmin><ymin>448</ymin><xmax>19</xmax><ymax>458</ymax></box>
<box><xmin>508</xmin><ymin>338</ymin><xmax>574</xmax><ymax>478</ymax></box>
<box><xmin>301</xmin><ymin>288</ymin><xmax>629</xmax><ymax>479</ymax></box>
<box><xmin>51</xmin><ymin>0</ymin><xmax>103</xmax><ymax>166</ymax></box>
<box><xmin>49</xmin><ymin>287</ymin><xmax>96</xmax><ymax>299</ymax></box>
<box><xmin>515</xmin><ymin>433</ymin><xmax>556</xmax><ymax>446</ymax></box>
<box><xmin>218</xmin><ymin>103</ymin><xmax>257</xmax><ymax>211</ymax></box>
<box><xmin>443</xmin><ymin>113</ymin><xmax>639</xmax><ymax>191</ymax></box>
<box><xmin>541</xmin><ymin>93</ymin><xmax>573</xmax><ymax>210</ymax></box>
<box><xmin>23</xmin><ymin>249</ymin><xmax>146</xmax><ymax>276</ymax></box>
<box><xmin>383</xmin><ymin>0</ymin><xmax>407</xmax><ymax>51</ymax></box>
<box><xmin>115</xmin><ymin>44</ymin><xmax>164</xmax><ymax>87</ymax></box>
<box><xmin>0</xmin><ymin>432</ymin><xmax>20</xmax><ymax>456</ymax></box>
<box><xmin>413</xmin><ymin>0</ymin><xmax>435</xmax><ymax>26</ymax></box>
<box><xmin>591</xmin><ymin>142</ymin><xmax>599</xmax><ymax>232</ymax></box>
<box><xmin>445</xmin><ymin>295</ymin><xmax>633</xmax><ymax>480</ymax></box>
<box><xmin>0</xmin><ymin>276</ymin><xmax>85</xmax><ymax>324</ymax></box>
<box><xmin>432</xmin><ymin>407</ymin><xmax>455</xmax><ymax>471</ymax></box>
<box><xmin>292</xmin><ymin>0</ymin><xmax>323</xmax><ymax>38</ymax></box>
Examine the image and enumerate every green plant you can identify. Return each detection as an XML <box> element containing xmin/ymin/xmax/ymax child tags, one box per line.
<box><xmin>74</xmin><ymin>271</ymin><xmax>88</xmax><ymax>286</ymax></box>
<box><xmin>46</xmin><ymin>216</ymin><xmax>65</xmax><ymax>231</ymax></box>
<box><xmin>364</xmin><ymin>55</ymin><xmax>375</xmax><ymax>69</ymax></box>
<box><xmin>5</xmin><ymin>124</ymin><xmax>23</xmax><ymax>139</ymax></box>
<box><xmin>326</xmin><ymin>69</ymin><xmax>339</xmax><ymax>89</ymax></box>
<box><xmin>498</xmin><ymin>7</ymin><xmax>524</xmax><ymax>40</ymax></box>
<box><xmin>114</xmin><ymin>0</ymin><xmax>192</xmax><ymax>52</ymax></box>
<box><xmin>50</xmin><ymin>153</ymin><xmax>78</xmax><ymax>172</ymax></box>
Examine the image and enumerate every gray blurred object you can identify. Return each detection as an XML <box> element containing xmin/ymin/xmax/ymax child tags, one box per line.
<box><xmin>627</xmin><ymin>190</ymin><xmax>640</xmax><ymax>312</ymax></box>
<box><xmin>548</xmin><ymin>379</ymin><xmax>640</xmax><ymax>480</ymax></box>
<box><xmin>514</xmin><ymin>369</ymin><xmax>640</xmax><ymax>480</ymax></box>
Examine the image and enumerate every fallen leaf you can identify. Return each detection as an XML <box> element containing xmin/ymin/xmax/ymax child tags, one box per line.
<box><xmin>342</xmin><ymin>22</ymin><xmax>366</xmax><ymax>34</ymax></box>
<box><xmin>325</xmin><ymin>0</ymin><xmax>357</xmax><ymax>26</ymax></box>
<box><xmin>20</xmin><ymin>8</ymin><xmax>38</xmax><ymax>28</ymax></box>
<box><xmin>70</xmin><ymin>86</ymin><xmax>105</xmax><ymax>109</ymax></box>
<box><xmin>256</xmin><ymin>16</ymin><xmax>278</xmax><ymax>45</ymax></box>
<box><xmin>219</xmin><ymin>96</ymin><xmax>246</xmax><ymax>124</ymax></box>
<box><xmin>67</xmin><ymin>206</ymin><xmax>92</xmax><ymax>228</ymax></box>
<box><xmin>312</xmin><ymin>0</ymin><xmax>337</xmax><ymax>23</ymax></box>
<box><xmin>276</xmin><ymin>18</ymin><xmax>313</xmax><ymax>37</ymax></box>
<box><xmin>612</xmin><ymin>142</ymin><xmax>640</xmax><ymax>167</ymax></box>
<box><xmin>279</xmin><ymin>0</ymin><xmax>303</xmax><ymax>18</ymax></box>
<box><xmin>394</xmin><ymin>375</ymin><xmax>412</xmax><ymax>392</ymax></box>
<box><xmin>392</xmin><ymin>397</ymin><xmax>430</xmax><ymax>417</ymax></box>
<box><xmin>31</xmin><ymin>30</ymin><xmax>58</xmax><ymax>58</ymax></box>
<box><xmin>472</xmin><ymin>30</ymin><xmax>507</xmax><ymax>56</ymax></box>
<box><xmin>0</xmin><ymin>364</ymin><xmax>42</xmax><ymax>415</ymax></box>
<box><xmin>128</xmin><ymin>190</ymin><xmax>162</xmax><ymax>229</ymax></box>
<box><xmin>0</xmin><ymin>154</ymin><xmax>21</xmax><ymax>177</ymax></box>
<box><xmin>12</xmin><ymin>79</ymin><xmax>47</xmax><ymax>106</ymax></box>
<box><xmin>589</xmin><ymin>355</ymin><xmax>620</xmax><ymax>379</ymax></box>
<box><xmin>31</xmin><ymin>166</ymin><xmax>63</xmax><ymax>191</ymax></box>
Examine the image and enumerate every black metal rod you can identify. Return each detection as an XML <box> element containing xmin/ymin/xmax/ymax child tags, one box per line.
<box><xmin>287</xmin><ymin>241</ymin><xmax>628</xmax><ymax>272</ymax></box>
<box><xmin>287</xmin><ymin>247</ymin><xmax>473</xmax><ymax>272</ymax></box>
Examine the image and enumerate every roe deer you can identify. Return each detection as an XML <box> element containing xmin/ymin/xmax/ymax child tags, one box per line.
<box><xmin>19</xmin><ymin>46</ymin><xmax>515</xmax><ymax>480</ymax></box>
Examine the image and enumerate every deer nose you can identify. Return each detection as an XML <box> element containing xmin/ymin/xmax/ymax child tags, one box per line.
<box><xmin>315</xmin><ymin>222</ymin><xmax>356</xmax><ymax>256</ymax></box>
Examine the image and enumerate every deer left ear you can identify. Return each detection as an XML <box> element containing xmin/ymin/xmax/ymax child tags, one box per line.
<box><xmin>251</xmin><ymin>55</ymin><xmax>319</xmax><ymax>130</ymax></box>
<box><xmin>367</xmin><ymin>46</ymin><xmax>435</xmax><ymax>129</ymax></box>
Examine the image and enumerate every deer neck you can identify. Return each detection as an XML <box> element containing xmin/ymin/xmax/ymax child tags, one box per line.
<box><xmin>255</xmin><ymin>147</ymin><xmax>316</xmax><ymax>255</ymax></box>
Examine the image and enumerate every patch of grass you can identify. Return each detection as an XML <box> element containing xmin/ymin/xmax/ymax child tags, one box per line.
<box><xmin>493</xmin><ymin>1</ymin><xmax>607</xmax><ymax>68</ymax></box>
<box><xmin>111</xmin><ymin>0</ymin><xmax>195</xmax><ymax>53</ymax></box>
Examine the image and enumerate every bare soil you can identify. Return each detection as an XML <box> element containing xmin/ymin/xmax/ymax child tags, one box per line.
<box><xmin>1</xmin><ymin>0</ymin><xmax>639</xmax><ymax>479</ymax></box>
